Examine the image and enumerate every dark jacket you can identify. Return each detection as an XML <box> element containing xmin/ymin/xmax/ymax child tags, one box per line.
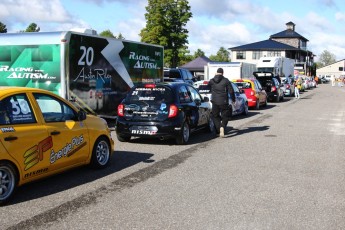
<box><xmin>208</xmin><ymin>74</ymin><xmax>235</xmax><ymax>106</ymax></box>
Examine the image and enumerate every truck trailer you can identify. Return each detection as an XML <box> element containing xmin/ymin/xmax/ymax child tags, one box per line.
<box><xmin>204</xmin><ymin>62</ymin><xmax>256</xmax><ymax>81</ymax></box>
<box><xmin>256</xmin><ymin>56</ymin><xmax>294</xmax><ymax>79</ymax></box>
<box><xmin>0</xmin><ymin>31</ymin><xmax>164</xmax><ymax>119</ymax></box>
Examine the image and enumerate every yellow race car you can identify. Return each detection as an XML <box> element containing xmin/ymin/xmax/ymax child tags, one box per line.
<box><xmin>0</xmin><ymin>87</ymin><xmax>114</xmax><ymax>204</ymax></box>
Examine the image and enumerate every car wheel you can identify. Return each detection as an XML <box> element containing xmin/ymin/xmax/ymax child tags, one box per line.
<box><xmin>90</xmin><ymin>137</ymin><xmax>111</xmax><ymax>168</ymax></box>
<box><xmin>0</xmin><ymin>162</ymin><xmax>18</xmax><ymax>205</ymax></box>
<box><xmin>242</xmin><ymin>102</ymin><xmax>249</xmax><ymax>115</ymax></box>
<box><xmin>116</xmin><ymin>134</ymin><xmax>131</xmax><ymax>142</ymax></box>
<box><xmin>206</xmin><ymin>117</ymin><xmax>215</xmax><ymax>133</ymax></box>
<box><xmin>255</xmin><ymin>100</ymin><xmax>260</xmax><ymax>110</ymax></box>
<box><xmin>176</xmin><ymin>122</ymin><xmax>190</xmax><ymax>145</ymax></box>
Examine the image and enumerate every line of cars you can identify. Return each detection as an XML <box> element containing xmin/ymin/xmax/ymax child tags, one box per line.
<box><xmin>114</xmin><ymin>70</ymin><xmax>294</xmax><ymax>147</ymax></box>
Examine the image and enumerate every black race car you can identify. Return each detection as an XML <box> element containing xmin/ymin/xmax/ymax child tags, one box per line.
<box><xmin>115</xmin><ymin>82</ymin><xmax>214</xmax><ymax>144</ymax></box>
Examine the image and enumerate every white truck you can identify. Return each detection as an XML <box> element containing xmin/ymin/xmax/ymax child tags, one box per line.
<box><xmin>256</xmin><ymin>56</ymin><xmax>294</xmax><ymax>79</ymax></box>
<box><xmin>204</xmin><ymin>62</ymin><xmax>256</xmax><ymax>80</ymax></box>
<box><xmin>0</xmin><ymin>31</ymin><xmax>164</xmax><ymax>120</ymax></box>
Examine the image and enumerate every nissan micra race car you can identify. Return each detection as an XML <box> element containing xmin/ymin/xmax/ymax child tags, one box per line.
<box><xmin>0</xmin><ymin>87</ymin><xmax>114</xmax><ymax>204</ymax></box>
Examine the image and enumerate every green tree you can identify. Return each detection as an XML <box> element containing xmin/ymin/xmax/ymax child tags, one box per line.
<box><xmin>99</xmin><ymin>29</ymin><xmax>115</xmax><ymax>38</ymax></box>
<box><xmin>193</xmin><ymin>49</ymin><xmax>205</xmax><ymax>59</ymax></box>
<box><xmin>99</xmin><ymin>30</ymin><xmax>125</xmax><ymax>39</ymax></box>
<box><xmin>140</xmin><ymin>0</ymin><xmax>192</xmax><ymax>68</ymax></box>
<box><xmin>0</xmin><ymin>22</ymin><xmax>7</xmax><ymax>33</ymax></box>
<box><xmin>22</xmin><ymin>23</ymin><xmax>40</xmax><ymax>32</ymax></box>
<box><xmin>209</xmin><ymin>47</ymin><xmax>230</xmax><ymax>62</ymax></box>
<box><xmin>317</xmin><ymin>50</ymin><xmax>336</xmax><ymax>68</ymax></box>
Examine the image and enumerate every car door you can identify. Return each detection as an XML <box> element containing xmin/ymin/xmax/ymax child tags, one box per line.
<box><xmin>32</xmin><ymin>93</ymin><xmax>90</xmax><ymax>172</ymax></box>
<box><xmin>177</xmin><ymin>85</ymin><xmax>199</xmax><ymax>127</ymax></box>
<box><xmin>254</xmin><ymin>80</ymin><xmax>266</xmax><ymax>103</ymax></box>
<box><xmin>187</xmin><ymin>85</ymin><xmax>208</xmax><ymax>127</ymax></box>
<box><xmin>231</xmin><ymin>82</ymin><xmax>243</xmax><ymax>114</ymax></box>
<box><xmin>0</xmin><ymin>92</ymin><xmax>51</xmax><ymax>182</ymax></box>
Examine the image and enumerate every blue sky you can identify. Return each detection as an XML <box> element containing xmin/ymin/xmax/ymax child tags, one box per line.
<box><xmin>1</xmin><ymin>0</ymin><xmax>345</xmax><ymax>61</ymax></box>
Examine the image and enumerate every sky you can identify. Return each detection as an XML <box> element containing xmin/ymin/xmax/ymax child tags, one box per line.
<box><xmin>1</xmin><ymin>0</ymin><xmax>345</xmax><ymax>62</ymax></box>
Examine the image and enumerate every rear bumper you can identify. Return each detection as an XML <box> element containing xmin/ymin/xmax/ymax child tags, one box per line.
<box><xmin>115</xmin><ymin>117</ymin><xmax>183</xmax><ymax>139</ymax></box>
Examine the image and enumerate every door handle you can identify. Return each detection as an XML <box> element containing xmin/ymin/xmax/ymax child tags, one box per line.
<box><xmin>4</xmin><ymin>136</ymin><xmax>18</xmax><ymax>141</ymax></box>
<box><xmin>50</xmin><ymin>131</ymin><xmax>60</xmax><ymax>135</ymax></box>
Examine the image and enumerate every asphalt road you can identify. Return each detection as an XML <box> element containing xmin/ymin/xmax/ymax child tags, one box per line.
<box><xmin>2</xmin><ymin>83</ymin><xmax>345</xmax><ymax>230</ymax></box>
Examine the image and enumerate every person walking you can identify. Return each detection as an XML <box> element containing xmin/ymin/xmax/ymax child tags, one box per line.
<box><xmin>294</xmin><ymin>76</ymin><xmax>300</xmax><ymax>99</ymax></box>
<box><xmin>207</xmin><ymin>68</ymin><xmax>235</xmax><ymax>137</ymax></box>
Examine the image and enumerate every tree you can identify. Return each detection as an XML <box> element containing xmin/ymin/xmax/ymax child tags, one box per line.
<box><xmin>209</xmin><ymin>47</ymin><xmax>230</xmax><ymax>62</ymax></box>
<box><xmin>0</xmin><ymin>22</ymin><xmax>7</xmax><ymax>33</ymax></box>
<box><xmin>22</xmin><ymin>23</ymin><xmax>40</xmax><ymax>32</ymax></box>
<box><xmin>317</xmin><ymin>50</ymin><xmax>336</xmax><ymax>68</ymax></box>
<box><xmin>116</xmin><ymin>33</ymin><xmax>125</xmax><ymax>39</ymax></box>
<box><xmin>193</xmin><ymin>49</ymin><xmax>205</xmax><ymax>59</ymax></box>
<box><xmin>140</xmin><ymin>0</ymin><xmax>192</xmax><ymax>68</ymax></box>
<box><xmin>99</xmin><ymin>30</ymin><xmax>115</xmax><ymax>38</ymax></box>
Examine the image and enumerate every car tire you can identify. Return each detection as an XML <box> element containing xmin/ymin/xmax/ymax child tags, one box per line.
<box><xmin>0</xmin><ymin>162</ymin><xmax>18</xmax><ymax>205</ymax></box>
<box><xmin>90</xmin><ymin>137</ymin><xmax>111</xmax><ymax>169</ymax></box>
<box><xmin>255</xmin><ymin>100</ymin><xmax>260</xmax><ymax>110</ymax></box>
<box><xmin>117</xmin><ymin>134</ymin><xmax>131</xmax><ymax>142</ymax></box>
<box><xmin>206</xmin><ymin>117</ymin><xmax>215</xmax><ymax>133</ymax></box>
<box><xmin>276</xmin><ymin>95</ymin><xmax>280</xmax><ymax>102</ymax></box>
<box><xmin>176</xmin><ymin>121</ymin><xmax>190</xmax><ymax>145</ymax></box>
<box><xmin>242</xmin><ymin>102</ymin><xmax>249</xmax><ymax>115</ymax></box>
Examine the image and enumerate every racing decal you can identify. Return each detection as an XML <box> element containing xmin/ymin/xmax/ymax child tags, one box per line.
<box><xmin>50</xmin><ymin>135</ymin><xmax>86</xmax><ymax>164</ymax></box>
<box><xmin>130</xmin><ymin>126</ymin><xmax>158</xmax><ymax>135</ymax></box>
<box><xmin>131</xmin><ymin>130</ymin><xmax>157</xmax><ymax>135</ymax></box>
<box><xmin>0</xmin><ymin>127</ymin><xmax>15</xmax><ymax>133</ymax></box>
<box><xmin>24</xmin><ymin>136</ymin><xmax>53</xmax><ymax>171</ymax></box>
<box><xmin>24</xmin><ymin>167</ymin><xmax>48</xmax><ymax>179</ymax></box>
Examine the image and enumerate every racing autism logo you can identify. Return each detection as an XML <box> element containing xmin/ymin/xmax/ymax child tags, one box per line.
<box><xmin>0</xmin><ymin>65</ymin><xmax>57</xmax><ymax>80</ymax></box>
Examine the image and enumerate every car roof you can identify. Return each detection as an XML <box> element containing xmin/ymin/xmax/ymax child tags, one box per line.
<box><xmin>0</xmin><ymin>86</ymin><xmax>52</xmax><ymax>96</ymax></box>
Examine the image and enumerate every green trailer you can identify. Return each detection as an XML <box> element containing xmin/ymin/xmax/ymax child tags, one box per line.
<box><xmin>0</xmin><ymin>31</ymin><xmax>164</xmax><ymax>119</ymax></box>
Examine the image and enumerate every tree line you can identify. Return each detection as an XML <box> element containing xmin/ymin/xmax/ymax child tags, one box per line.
<box><xmin>0</xmin><ymin>0</ymin><xmax>336</xmax><ymax>68</ymax></box>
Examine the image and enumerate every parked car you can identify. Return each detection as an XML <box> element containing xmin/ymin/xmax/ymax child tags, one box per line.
<box><xmin>163</xmin><ymin>68</ymin><xmax>195</xmax><ymax>85</ymax></box>
<box><xmin>193</xmin><ymin>80</ymin><xmax>249</xmax><ymax>117</ymax></box>
<box><xmin>115</xmin><ymin>82</ymin><xmax>214</xmax><ymax>145</ymax></box>
<box><xmin>232</xmin><ymin>78</ymin><xmax>268</xmax><ymax>109</ymax></box>
<box><xmin>281</xmin><ymin>77</ymin><xmax>295</xmax><ymax>97</ymax></box>
<box><xmin>0</xmin><ymin>87</ymin><xmax>114</xmax><ymax>205</ymax></box>
<box><xmin>253</xmin><ymin>71</ymin><xmax>284</xmax><ymax>102</ymax></box>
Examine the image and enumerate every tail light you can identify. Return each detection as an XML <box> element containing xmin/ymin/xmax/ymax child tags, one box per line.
<box><xmin>145</xmin><ymin>84</ymin><xmax>156</xmax><ymax>88</ymax></box>
<box><xmin>168</xmin><ymin>104</ymin><xmax>178</xmax><ymax>118</ymax></box>
<box><xmin>271</xmin><ymin>86</ymin><xmax>277</xmax><ymax>92</ymax></box>
<box><xmin>118</xmin><ymin>104</ymin><xmax>124</xmax><ymax>117</ymax></box>
<box><xmin>286</xmin><ymin>85</ymin><xmax>290</xmax><ymax>89</ymax></box>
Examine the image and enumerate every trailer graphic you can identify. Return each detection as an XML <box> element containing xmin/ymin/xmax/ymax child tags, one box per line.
<box><xmin>0</xmin><ymin>31</ymin><xmax>164</xmax><ymax>119</ymax></box>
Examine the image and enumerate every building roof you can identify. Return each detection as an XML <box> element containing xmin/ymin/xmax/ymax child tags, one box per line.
<box><xmin>229</xmin><ymin>39</ymin><xmax>299</xmax><ymax>51</ymax></box>
<box><xmin>270</xmin><ymin>29</ymin><xmax>309</xmax><ymax>41</ymax></box>
<box><xmin>179</xmin><ymin>56</ymin><xmax>212</xmax><ymax>71</ymax></box>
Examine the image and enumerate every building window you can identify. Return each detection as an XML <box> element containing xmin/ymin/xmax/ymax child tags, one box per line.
<box><xmin>267</xmin><ymin>51</ymin><xmax>281</xmax><ymax>57</ymax></box>
<box><xmin>252</xmin><ymin>51</ymin><xmax>262</xmax><ymax>60</ymax></box>
<box><xmin>339</xmin><ymin>67</ymin><xmax>344</xmax><ymax>71</ymax></box>
<box><xmin>236</xmin><ymin>51</ymin><xmax>246</xmax><ymax>60</ymax></box>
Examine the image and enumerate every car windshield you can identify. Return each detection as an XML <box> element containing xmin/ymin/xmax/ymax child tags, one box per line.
<box><xmin>235</xmin><ymin>82</ymin><xmax>251</xmax><ymax>89</ymax></box>
<box><xmin>197</xmin><ymin>84</ymin><xmax>211</xmax><ymax>94</ymax></box>
<box><xmin>126</xmin><ymin>86</ymin><xmax>174</xmax><ymax>104</ymax></box>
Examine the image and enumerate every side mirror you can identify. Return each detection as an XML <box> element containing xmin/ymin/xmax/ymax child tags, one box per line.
<box><xmin>203</xmin><ymin>96</ymin><xmax>210</xmax><ymax>102</ymax></box>
<box><xmin>77</xmin><ymin>110</ymin><xmax>87</xmax><ymax>121</ymax></box>
<box><xmin>195</xmin><ymin>98</ymin><xmax>202</xmax><ymax>106</ymax></box>
<box><xmin>240</xmin><ymin>89</ymin><xmax>245</xmax><ymax>94</ymax></box>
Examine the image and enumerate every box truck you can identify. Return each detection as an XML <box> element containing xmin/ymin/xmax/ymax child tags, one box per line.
<box><xmin>204</xmin><ymin>62</ymin><xmax>256</xmax><ymax>80</ymax></box>
<box><xmin>256</xmin><ymin>57</ymin><xmax>294</xmax><ymax>79</ymax></box>
<box><xmin>0</xmin><ymin>31</ymin><xmax>164</xmax><ymax>120</ymax></box>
